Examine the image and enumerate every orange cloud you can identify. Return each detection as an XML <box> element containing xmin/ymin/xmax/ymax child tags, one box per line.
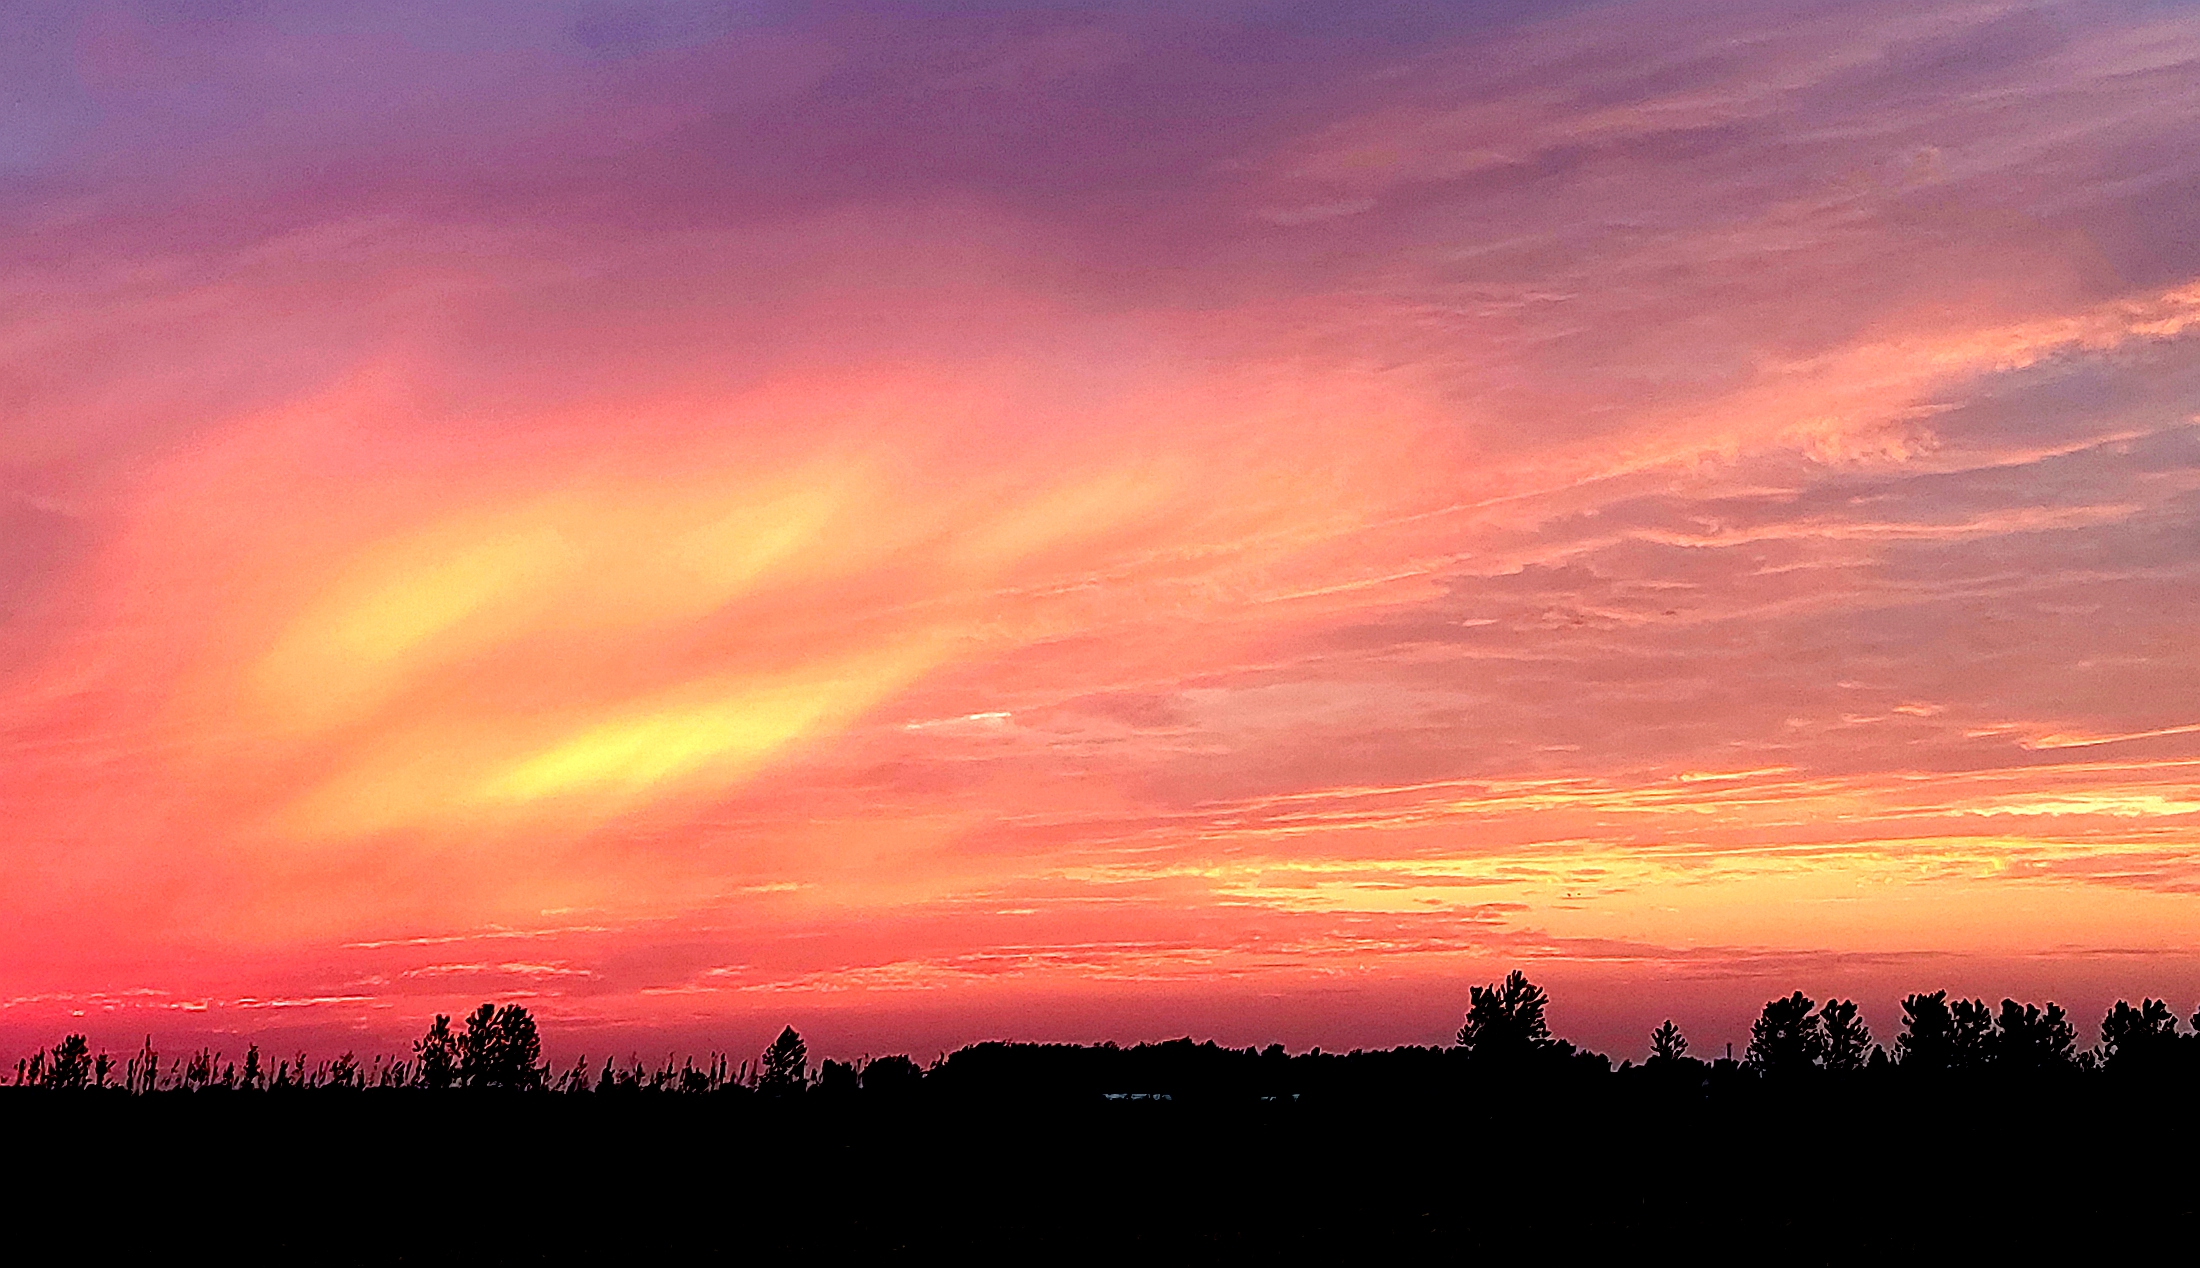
<box><xmin>6</xmin><ymin>0</ymin><xmax>2200</xmax><ymax>1065</ymax></box>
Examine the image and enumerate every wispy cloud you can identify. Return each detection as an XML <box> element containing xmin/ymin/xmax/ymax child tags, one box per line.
<box><xmin>2</xmin><ymin>0</ymin><xmax>2199</xmax><ymax>1057</ymax></box>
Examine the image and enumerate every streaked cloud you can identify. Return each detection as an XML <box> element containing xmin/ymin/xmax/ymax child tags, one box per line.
<box><xmin>3</xmin><ymin>0</ymin><xmax>2199</xmax><ymax>1059</ymax></box>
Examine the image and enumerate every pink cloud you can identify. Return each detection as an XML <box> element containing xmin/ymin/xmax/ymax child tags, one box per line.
<box><xmin>3</xmin><ymin>0</ymin><xmax>2200</xmax><ymax>1062</ymax></box>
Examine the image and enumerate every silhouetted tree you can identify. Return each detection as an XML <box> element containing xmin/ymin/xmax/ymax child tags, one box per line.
<box><xmin>860</xmin><ymin>1054</ymin><xmax>924</xmax><ymax>1096</ymax></box>
<box><xmin>1457</xmin><ymin>971</ymin><xmax>1552</xmax><ymax>1062</ymax></box>
<box><xmin>759</xmin><ymin>1026</ymin><xmax>809</xmax><ymax>1096</ymax></box>
<box><xmin>458</xmin><ymin>1005</ymin><xmax>498</xmax><ymax>1087</ymax></box>
<box><xmin>457</xmin><ymin>1004</ymin><xmax>544</xmax><ymax>1090</ymax></box>
<box><xmin>1991</xmin><ymin>1000</ymin><xmax>2076</xmax><ymax>1073</ymax></box>
<box><xmin>1746</xmin><ymin>993</ymin><xmax>1823</xmax><ymax>1076</ymax></box>
<box><xmin>1949</xmin><ymin>998</ymin><xmax>1994</xmax><ymax>1071</ymax></box>
<box><xmin>21</xmin><ymin>976</ymin><xmax>2199</xmax><ymax>1115</ymax></box>
<box><xmin>1817</xmin><ymin>1000</ymin><xmax>1872</xmax><ymax>1073</ymax></box>
<box><xmin>2099</xmin><ymin>999</ymin><xmax>2180</xmax><ymax>1073</ymax></box>
<box><xmin>816</xmin><ymin>1058</ymin><xmax>859</xmax><ymax>1097</ymax></box>
<box><xmin>1895</xmin><ymin>992</ymin><xmax>1955</xmax><ymax>1071</ymax></box>
<box><xmin>506</xmin><ymin>1012</ymin><xmax>546</xmax><ymax>1089</ymax></box>
<box><xmin>413</xmin><ymin>1014</ymin><xmax>459</xmax><ymax>1090</ymax></box>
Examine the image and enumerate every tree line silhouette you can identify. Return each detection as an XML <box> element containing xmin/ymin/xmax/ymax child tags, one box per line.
<box><xmin>13</xmin><ymin>972</ymin><xmax>2200</xmax><ymax>1096</ymax></box>
<box><xmin>7</xmin><ymin>971</ymin><xmax>2200</xmax><ymax>1259</ymax></box>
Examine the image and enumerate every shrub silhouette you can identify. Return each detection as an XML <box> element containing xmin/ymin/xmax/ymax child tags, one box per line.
<box><xmin>16</xmin><ymin>1036</ymin><xmax>98</xmax><ymax>1090</ymax></box>
<box><xmin>44</xmin><ymin>1036</ymin><xmax>91</xmax><ymax>1090</ymax></box>
<box><xmin>1457</xmin><ymin>970</ymin><xmax>1552</xmax><ymax>1061</ymax></box>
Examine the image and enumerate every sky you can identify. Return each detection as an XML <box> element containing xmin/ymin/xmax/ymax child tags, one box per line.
<box><xmin>4</xmin><ymin>0</ymin><xmax>2200</xmax><ymax>1065</ymax></box>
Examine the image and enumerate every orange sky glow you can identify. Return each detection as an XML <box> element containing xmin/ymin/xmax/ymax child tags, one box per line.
<box><xmin>4</xmin><ymin>0</ymin><xmax>2200</xmax><ymax>1062</ymax></box>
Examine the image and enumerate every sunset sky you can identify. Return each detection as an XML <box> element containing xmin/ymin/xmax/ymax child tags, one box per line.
<box><xmin>5</xmin><ymin>0</ymin><xmax>2200</xmax><ymax>1064</ymax></box>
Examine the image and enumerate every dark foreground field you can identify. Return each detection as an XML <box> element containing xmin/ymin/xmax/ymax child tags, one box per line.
<box><xmin>4</xmin><ymin>1080</ymin><xmax>2194</xmax><ymax>1261</ymax></box>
